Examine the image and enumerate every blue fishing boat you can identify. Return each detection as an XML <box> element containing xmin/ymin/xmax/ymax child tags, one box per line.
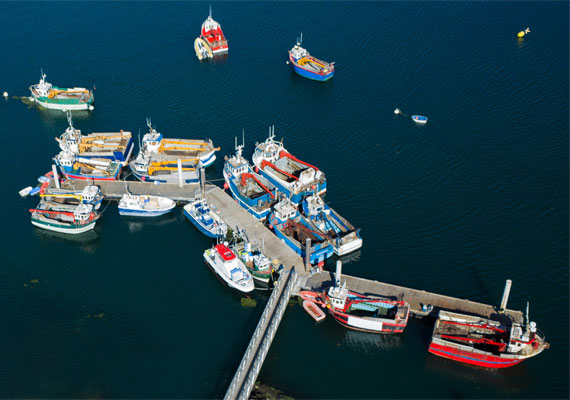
<box><xmin>183</xmin><ymin>198</ymin><xmax>227</xmax><ymax>238</ymax></box>
<box><xmin>223</xmin><ymin>138</ymin><xmax>279</xmax><ymax>221</ymax></box>
<box><xmin>252</xmin><ymin>126</ymin><xmax>326</xmax><ymax>205</ymax></box>
<box><xmin>301</xmin><ymin>192</ymin><xmax>362</xmax><ymax>256</ymax></box>
<box><xmin>268</xmin><ymin>197</ymin><xmax>333</xmax><ymax>265</ymax></box>
<box><xmin>411</xmin><ymin>115</ymin><xmax>428</xmax><ymax>124</ymax></box>
<box><xmin>288</xmin><ymin>34</ymin><xmax>334</xmax><ymax>81</ymax></box>
<box><xmin>54</xmin><ymin>150</ymin><xmax>122</xmax><ymax>181</ymax></box>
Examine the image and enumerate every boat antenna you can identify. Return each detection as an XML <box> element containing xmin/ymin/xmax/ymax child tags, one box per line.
<box><xmin>526</xmin><ymin>301</ymin><xmax>530</xmax><ymax>332</ymax></box>
<box><xmin>242</xmin><ymin>128</ymin><xmax>245</xmax><ymax>147</ymax></box>
<box><xmin>40</xmin><ymin>68</ymin><xmax>46</xmax><ymax>81</ymax></box>
<box><xmin>209</xmin><ymin>4</ymin><xmax>212</xmax><ymax>18</ymax></box>
<box><xmin>138</xmin><ymin>128</ymin><xmax>141</xmax><ymax>150</ymax></box>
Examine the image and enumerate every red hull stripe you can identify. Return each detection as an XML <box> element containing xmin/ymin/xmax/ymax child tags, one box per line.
<box><xmin>429</xmin><ymin>343</ymin><xmax>523</xmax><ymax>368</ymax></box>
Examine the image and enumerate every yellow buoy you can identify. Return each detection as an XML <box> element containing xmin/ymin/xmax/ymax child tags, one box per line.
<box><xmin>517</xmin><ymin>31</ymin><xmax>525</xmax><ymax>38</ymax></box>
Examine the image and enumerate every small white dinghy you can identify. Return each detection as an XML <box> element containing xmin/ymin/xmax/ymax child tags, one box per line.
<box><xmin>411</xmin><ymin>115</ymin><xmax>428</xmax><ymax>124</ymax></box>
<box><xmin>19</xmin><ymin>186</ymin><xmax>33</xmax><ymax>197</ymax></box>
<box><xmin>118</xmin><ymin>193</ymin><xmax>176</xmax><ymax>217</ymax></box>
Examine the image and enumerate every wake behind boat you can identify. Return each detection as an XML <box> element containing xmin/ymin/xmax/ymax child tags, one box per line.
<box><xmin>118</xmin><ymin>194</ymin><xmax>176</xmax><ymax>217</ymax></box>
<box><xmin>252</xmin><ymin>126</ymin><xmax>326</xmax><ymax>205</ymax></box>
<box><xmin>288</xmin><ymin>34</ymin><xmax>334</xmax><ymax>81</ymax></box>
<box><xmin>29</xmin><ymin>71</ymin><xmax>94</xmax><ymax>111</ymax></box>
<box><xmin>203</xmin><ymin>243</ymin><xmax>254</xmax><ymax>293</ymax></box>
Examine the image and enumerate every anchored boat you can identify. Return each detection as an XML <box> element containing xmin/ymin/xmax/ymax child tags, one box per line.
<box><xmin>183</xmin><ymin>198</ymin><xmax>227</xmax><ymax>238</ymax></box>
<box><xmin>252</xmin><ymin>126</ymin><xmax>326</xmax><ymax>205</ymax></box>
<box><xmin>268</xmin><ymin>197</ymin><xmax>333</xmax><ymax>265</ymax></box>
<box><xmin>54</xmin><ymin>150</ymin><xmax>122</xmax><ymax>181</ymax></box>
<box><xmin>411</xmin><ymin>115</ymin><xmax>428</xmax><ymax>124</ymax></box>
<box><xmin>40</xmin><ymin>185</ymin><xmax>104</xmax><ymax>210</ymax></box>
<box><xmin>56</xmin><ymin>113</ymin><xmax>133</xmax><ymax>165</ymax></box>
<box><xmin>223</xmin><ymin>138</ymin><xmax>279</xmax><ymax>221</ymax></box>
<box><xmin>118</xmin><ymin>194</ymin><xmax>176</xmax><ymax>217</ymax></box>
<box><xmin>300</xmin><ymin>262</ymin><xmax>410</xmax><ymax>334</ymax></box>
<box><xmin>301</xmin><ymin>192</ymin><xmax>362</xmax><ymax>256</ymax></box>
<box><xmin>29</xmin><ymin>203</ymin><xmax>99</xmax><ymax>234</ymax></box>
<box><xmin>204</xmin><ymin>243</ymin><xmax>254</xmax><ymax>293</ymax></box>
<box><xmin>288</xmin><ymin>34</ymin><xmax>334</xmax><ymax>81</ymax></box>
<box><xmin>428</xmin><ymin>308</ymin><xmax>549</xmax><ymax>368</ymax></box>
<box><xmin>199</xmin><ymin>7</ymin><xmax>228</xmax><ymax>55</ymax></box>
<box><xmin>29</xmin><ymin>71</ymin><xmax>94</xmax><ymax>111</ymax></box>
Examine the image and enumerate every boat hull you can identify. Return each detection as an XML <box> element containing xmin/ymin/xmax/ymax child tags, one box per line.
<box><xmin>289</xmin><ymin>53</ymin><xmax>334</xmax><ymax>81</ymax></box>
<box><xmin>328</xmin><ymin>309</ymin><xmax>407</xmax><ymax>334</ymax></box>
<box><xmin>203</xmin><ymin>251</ymin><xmax>254</xmax><ymax>293</ymax></box>
<box><xmin>31</xmin><ymin>218</ymin><xmax>97</xmax><ymax>234</ymax></box>
<box><xmin>428</xmin><ymin>341</ymin><xmax>524</xmax><ymax>368</ymax></box>
<box><xmin>30</xmin><ymin>95</ymin><xmax>94</xmax><ymax>111</ymax></box>
<box><xmin>303</xmin><ymin>300</ymin><xmax>326</xmax><ymax>322</ymax></box>
<box><xmin>183</xmin><ymin>206</ymin><xmax>225</xmax><ymax>238</ymax></box>
<box><xmin>118</xmin><ymin>208</ymin><xmax>173</xmax><ymax>217</ymax></box>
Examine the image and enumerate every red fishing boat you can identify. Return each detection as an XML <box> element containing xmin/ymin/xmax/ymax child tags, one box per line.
<box><xmin>428</xmin><ymin>308</ymin><xmax>549</xmax><ymax>368</ymax></box>
<box><xmin>200</xmin><ymin>7</ymin><xmax>228</xmax><ymax>55</ymax></box>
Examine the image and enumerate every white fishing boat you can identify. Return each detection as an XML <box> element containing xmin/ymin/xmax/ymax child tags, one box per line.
<box><xmin>203</xmin><ymin>243</ymin><xmax>254</xmax><ymax>293</ymax></box>
<box><xmin>118</xmin><ymin>193</ymin><xmax>176</xmax><ymax>217</ymax></box>
<box><xmin>29</xmin><ymin>203</ymin><xmax>99</xmax><ymax>234</ymax></box>
<box><xmin>183</xmin><ymin>198</ymin><xmax>227</xmax><ymax>238</ymax></box>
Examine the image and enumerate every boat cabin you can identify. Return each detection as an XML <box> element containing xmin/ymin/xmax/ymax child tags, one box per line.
<box><xmin>73</xmin><ymin>204</ymin><xmax>93</xmax><ymax>223</ymax></box>
<box><xmin>290</xmin><ymin>44</ymin><xmax>308</xmax><ymax>61</ymax></box>
<box><xmin>56</xmin><ymin>151</ymin><xmax>75</xmax><ymax>167</ymax></box>
<box><xmin>272</xmin><ymin>198</ymin><xmax>298</xmax><ymax>223</ymax></box>
<box><xmin>226</xmin><ymin>145</ymin><xmax>249</xmax><ymax>177</ymax></box>
<box><xmin>327</xmin><ymin>285</ymin><xmax>348</xmax><ymax>311</ymax></box>
<box><xmin>303</xmin><ymin>193</ymin><xmax>325</xmax><ymax>217</ymax></box>
<box><xmin>33</xmin><ymin>73</ymin><xmax>53</xmax><ymax>98</ymax></box>
<box><xmin>81</xmin><ymin>186</ymin><xmax>100</xmax><ymax>202</ymax></box>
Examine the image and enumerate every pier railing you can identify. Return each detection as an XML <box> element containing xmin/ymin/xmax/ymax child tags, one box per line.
<box><xmin>224</xmin><ymin>267</ymin><xmax>297</xmax><ymax>400</ymax></box>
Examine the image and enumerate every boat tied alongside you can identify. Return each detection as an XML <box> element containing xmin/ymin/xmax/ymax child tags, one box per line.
<box><xmin>29</xmin><ymin>203</ymin><xmax>99</xmax><ymax>234</ymax></box>
<box><xmin>252</xmin><ymin>126</ymin><xmax>326</xmax><ymax>205</ymax></box>
<box><xmin>54</xmin><ymin>150</ymin><xmax>123</xmax><ymax>181</ymax></box>
<box><xmin>29</xmin><ymin>71</ymin><xmax>94</xmax><ymax>111</ymax></box>
<box><xmin>203</xmin><ymin>242</ymin><xmax>254</xmax><ymax>293</ymax></box>
<box><xmin>118</xmin><ymin>193</ymin><xmax>176</xmax><ymax>217</ymax></box>
<box><xmin>184</xmin><ymin>197</ymin><xmax>227</xmax><ymax>238</ymax></box>
<box><xmin>288</xmin><ymin>34</ymin><xmax>334</xmax><ymax>81</ymax></box>
<box><xmin>223</xmin><ymin>136</ymin><xmax>279</xmax><ymax>221</ymax></box>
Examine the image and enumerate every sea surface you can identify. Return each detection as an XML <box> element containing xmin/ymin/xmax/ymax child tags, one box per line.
<box><xmin>0</xmin><ymin>1</ymin><xmax>568</xmax><ymax>399</ymax></box>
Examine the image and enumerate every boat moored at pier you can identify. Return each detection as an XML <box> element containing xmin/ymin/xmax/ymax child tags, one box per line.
<box><xmin>29</xmin><ymin>71</ymin><xmax>94</xmax><ymax>111</ymax></box>
<box><xmin>203</xmin><ymin>243</ymin><xmax>254</xmax><ymax>293</ymax></box>
<box><xmin>428</xmin><ymin>309</ymin><xmax>549</xmax><ymax>368</ymax></box>
<box><xmin>268</xmin><ymin>197</ymin><xmax>333</xmax><ymax>265</ymax></box>
<box><xmin>54</xmin><ymin>150</ymin><xmax>122</xmax><ymax>181</ymax></box>
<box><xmin>129</xmin><ymin>153</ymin><xmax>201</xmax><ymax>184</ymax></box>
<box><xmin>40</xmin><ymin>185</ymin><xmax>104</xmax><ymax>210</ymax></box>
<box><xmin>252</xmin><ymin>127</ymin><xmax>326</xmax><ymax>205</ymax></box>
<box><xmin>233</xmin><ymin>241</ymin><xmax>275</xmax><ymax>284</ymax></box>
<box><xmin>118</xmin><ymin>194</ymin><xmax>176</xmax><ymax>217</ymax></box>
<box><xmin>29</xmin><ymin>203</ymin><xmax>99</xmax><ymax>234</ymax></box>
<box><xmin>288</xmin><ymin>34</ymin><xmax>334</xmax><ymax>81</ymax></box>
<box><xmin>183</xmin><ymin>198</ymin><xmax>227</xmax><ymax>238</ymax></box>
<box><xmin>301</xmin><ymin>192</ymin><xmax>362</xmax><ymax>256</ymax></box>
<box><xmin>223</xmin><ymin>139</ymin><xmax>279</xmax><ymax>221</ymax></box>
<box><xmin>56</xmin><ymin>113</ymin><xmax>133</xmax><ymax>165</ymax></box>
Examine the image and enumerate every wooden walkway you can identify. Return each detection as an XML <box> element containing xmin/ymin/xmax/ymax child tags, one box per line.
<box><xmin>299</xmin><ymin>271</ymin><xmax>523</xmax><ymax>323</ymax></box>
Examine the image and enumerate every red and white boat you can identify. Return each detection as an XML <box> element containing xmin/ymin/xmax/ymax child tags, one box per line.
<box><xmin>200</xmin><ymin>7</ymin><xmax>228</xmax><ymax>55</ymax></box>
<box><xmin>303</xmin><ymin>300</ymin><xmax>326</xmax><ymax>322</ymax></box>
<box><xmin>428</xmin><ymin>308</ymin><xmax>549</xmax><ymax>368</ymax></box>
<box><xmin>299</xmin><ymin>261</ymin><xmax>410</xmax><ymax>334</ymax></box>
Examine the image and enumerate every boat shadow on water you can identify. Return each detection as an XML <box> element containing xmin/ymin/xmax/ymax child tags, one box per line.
<box><xmin>123</xmin><ymin>212</ymin><xmax>178</xmax><ymax>233</ymax></box>
<box><xmin>33</xmin><ymin>228</ymin><xmax>100</xmax><ymax>253</ymax></box>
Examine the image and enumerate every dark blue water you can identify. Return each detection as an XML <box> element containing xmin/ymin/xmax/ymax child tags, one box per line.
<box><xmin>0</xmin><ymin>1</ymin><xmax>568</xmax><ymax>398</ymax></box>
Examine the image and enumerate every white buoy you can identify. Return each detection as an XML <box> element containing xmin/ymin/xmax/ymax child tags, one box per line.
<box><xmin>394</xmin><ymin>108</ymin><xmax>401</xmax><ymax>115</ymax></box>
<box><xmin>89</xmin><ymin>105</ymin><xmax>94</xmax><ymax>110</ymax></box>
<box><xmin>2</xmin><ymin>92</ymin><xmax>8</xmax><ymax>98</ymax></box>
<box><xmin>286</xmin><ymin>61</ymin><xmax>290</xmax><ymax>65</ymax></box>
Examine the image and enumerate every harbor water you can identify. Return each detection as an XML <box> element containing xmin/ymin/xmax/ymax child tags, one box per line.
<box><xmin>0</xmin><ymin>1</ymin><xmax>568</xmax><ymax>398</ymax></box>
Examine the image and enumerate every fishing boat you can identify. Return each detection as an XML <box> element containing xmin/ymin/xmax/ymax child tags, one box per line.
<box><xmin>203</xmin><ymin>243</ymin><xmax>254</xmax><ymax>293</ymax></box>
<box><xmin>129</xmin><ymin>153</ymin><xmax>201</xmax><ymax>184</ymax></box>
<box><xmin>194</xmin><ymin>37</ymin><xmax>213</xmax><ymax>60</ymax></box>
<box><xmin>223</xmin><ymin>138</ymin><xmax>279</xmax><ymax>221</ymax></box>
<box><xmin>288</xmin><ymin>34</ymin><xmax>334</xmax><ymax>81</ymax></box>
<box><xmin>300</xmin><ymin>262</ymin><xmax>410</xmax><ymax>334</ymax></box>
<box><xmin>199</xmin><ymin>7</ymin><xmax>228</xmax><ymax>55</ymax></box>
<box><xmin>29</xmin><ymin>203</ymin><xmax>99</xmax><ymax>234</ymax></box>
<box><xmin>411</xmin><ymin>115</ymin><xmax>428</xmax><ymax>124</ymax></box>
<box><xmin>55</xmin><ymin>113</ymin><xmax>134</xmax><ymax>165</ymax></box>
<box><xmin>303</xmin><ymin>300</ymin><xmax>326</xmax><ymax>322</ymax></box>
<box><xmin>54</xmin><ymin>150</ymin><xmax>122</xmax><ymax>181</ymax></box>
<box><xmin>29</xmin><ymin>71</ymin><xmax>94</xmax><ymax>111</ymax></box>
<box><xmin>40</xmin><ymin>185</ymin><xmax>104</xmax><ymax>210</ymax></box>
<box><xmin>183</xmin><ymin>198</ymin><xmax>227</xmax><ymax>238</ymax></box>
<box><xmin>233</xmin><ymin>241</ymin><xmax>274</xmax><ymax>284</ymax></box>
<box><xmin>268</xmin><ymin>197</ymin><xmax>333</xmax><ymax>264</ymax></box>
<box><xmin>301</xmin><ymin>192</ymin><xmax>362</xmax><ymax>256</ymax></box>
<box><xmin>428</xmin><ymin>308</ymin><xmax>549</xmax><ymax>368</ymax></box>
<box><xmin>252</xmin><ymin>126</ymin><xmax>326</xmax><ymax>205</ymax></box>
<box><xmin>118</xmin><ymin>193</ymin><xmax>176</xmax><ymax>217</ymax></box>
